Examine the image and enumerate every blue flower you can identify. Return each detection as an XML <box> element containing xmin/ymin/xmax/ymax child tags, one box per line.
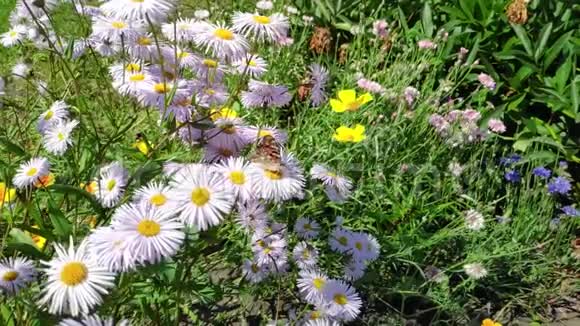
<box><xmin>532</xmin><ymin>167</ymin><xmax>551</xmax><ymax>179</ymax></box>
<box><xmin>504</xmin><ymin>170</ymin><xmax>521</xmax><ymax>183</ymax></box>
<box><xmin>499</xmin><ymin>154</ymin><xmax>521</xmax><ymax>167</ymax></box>
<box><xmin>562</xmin><ymin>205</ymin><xmax>579</xmax><ymax>217</ymax></box>
<box><xmin>559</xmin><ymin>161</ymin><xmax>568</xmax><ymax>169</ymax></box>
<box><xmin>547</xmin><ymin>177</ymin><xmax>572</xmax><ymax>195</ymax></box>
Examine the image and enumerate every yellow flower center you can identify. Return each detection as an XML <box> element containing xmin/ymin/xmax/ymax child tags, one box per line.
<box><xmin>150</xmin><ymin>193</ymin><xmax>167</xmax><ymax>206</ymax></box>
<box><xmin>219</xmin><ymin>148</ymin><xmax>233</xmax><ymax>157</ymax></box>
<box><xmin>304</xmin><ymin>223</ymin><xmax>312</xmax><ymax>230</ymax></box>
<box><xmin>57</xmin><ymin>132</ymin><xmax>65</xmax><ymax>141</ymax></box>
<box><xmin>310</xmin><ymin>311</ymin><xmax>321</xmax><ymax>320</ymax></box>
<box><xmin>256</xmin><ymin>240</ymin><xmax>266</xmax><ymax>248</ymax></box>
<box><xmin>258</xmin><ymin>130</ymin><xmax>272</xmax><ymax>137</ymax></box>
<box><xmin>178</xmin><ymin>23</ymin><xmax>190</xmax><ymax>30</ymax></box>
<box><xmin>338</xmin><ymin>236</ymin><xmax>348</xmax><ymax>246</ymax></box>
<box><xmin>333</xmin><ymin>293</ymin><xmax>348</xmax><ymax>305</ymax></box>
<box><xmin>191</xmin><ymin>187</ymin><xmax>210</xmax><ymax>206</ymax></box>
<box><xmin>106</xmin><ymin>179</ymin><xmax>116</xmax><ymax>191</ymax></box>
<box><xmin>251</xmin><ymin>264</ymin><xmax>259</xmax><ymax>273</ymax></box>
<box><xmin>327</xmin><ymin>172</ymin><xmax>337</xmax><ymax>177</ymax></box>
<box><xmin>213</xmin><ymin>28</ymin><xmax>234</xmax><ymax>40</ymax></box>
<box><xmin>129</xmin><ymin>73</ymin><xmax>145</xmax><ymax>82</ymax></box>
<box><xmin>131</xmin><ymin>0</ymin><xmax>144</xmax><ymax>2</ymax></box>
<box><xmin>154</xmin><ymin>83</ymin><xmax>169</xmax><ymax>94</ymax></box>
<box><xmin>253</xmin><ymin>15</ymin><xmax>271</xmax><ymax>24</ymax></box>
<box><xmin>313</xmin><ymin>277</ymin><xmax>325</xmax><ymax>290</ymax></box>
<box><xmin>248</xmin><ymin>60</ymin><xmax>257</xmax><ymax>67</ymax></box>
<box><xmin>26</xmin><ymin>167</ymin><xmax>38</xmax><ymax>177</ymax></box>
<box><xmin>2</xmin><ymin>271</ymin><xmax>18</xmax><ymax>282</ymax></box>
<box><xmin>346</xmin><ymin>101</ymin><xmax>361</xmax><ymax>111</ymax></box>
<box><xmin>137</xmin><ymin>36</ymin><xmax>151</xmax><ymax>45</ymax></box>
<box><xmin>125</xmin><ymin>63</ymin><xmax>141</xmax><ymax>72</ymax></box>
<box><xmin>355</xmin><ymin>242</ymin><xmax>363</xmax><ymax>251</ymax></box>
<box><xmin>302</xmin><ymin>250</ymin><xmax>311</xmax><ymax>259</ymax></box>
<box><xmin>9</xmin><ymin>31</ymin><xmax>17</xmax><ymax>37</ymax></box>
<box><xmin>223</xmin><ymin>126</ymin><xmax>236</xmax><ymax>134</ymax></box>
<box><xmin>111</xmin><ymin>21</ymin><xmax>127</xmax><ymax>29</ymax></box>
<box><xmin>203</xmin><ymin>59</ymin><xmax>218</xmax><ymax>68</ymax></box>
<box><xmin>60</xmin><ymin>262</ymin><xmax>88</xmax><ymax>286</ymax></box>
<box><xmin>137</xmin><ymin>219</ymin><xmax>161</xmax><ymax>237</ymax></box>
<box><xmin>178</xmin><ymin>51</ymin><xmax>189</xmax><ymax>59</ymax></box>
<box><xmin>229</xmin><ymin>171</ymin><xmax>246</xmax><ymax>185</ymax></box>
<box><xmin>44</xmin><ymin>110</ymin><xmax>54</xmax><ymax>120</ymax></box>
<box><xmin>264</xmin><ymin>169</ymin><xmax>283</xmax><ymax>180</ymax></box>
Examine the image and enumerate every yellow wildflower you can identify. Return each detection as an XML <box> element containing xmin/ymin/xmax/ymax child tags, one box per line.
<box><xmin>27</xmin><ymin>226</ymin><xmax>47</xmax><ymax>250</ymax></box>
<box><xmin>0</xmin><ymin>182</ymin><xmax>17</xmax><ymax>208</ymax></box>
<box><xmin>34</xmin><ymin>173</ymin><xmax>55</xmax><ymax>188</ymax></box>
<box><xmin>330</xmin><ymin>89</ymin><xmax>373</xmax><ymax>112</ymax></box>
<box><xmin>333</xmin><ymin>124</ymin><xmax>366</xmax><ymax>143</ymax></box>
<box><xmin>482</xmin><ymin>318</ymin><xmax>502</xmax><ymax>326</ymax></box>
<box><xmin>210</xmin><ymin>107</ymin><xmax>238</xmax><ymax>121</ymax></box>
<box><xmin>80</xmin><ymin>181</ymin><xmax>98</xmax><ymax>194</ymax></box>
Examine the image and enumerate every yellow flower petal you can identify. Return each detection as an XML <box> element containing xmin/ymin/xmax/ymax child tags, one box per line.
<box><xmin>338</xmin><ymin>89</ymin><xmax>357</xmax><ymax>103</ymax></box>
<box><xmin>357</xmin><ymin>92</ymin><xmax>373</xmax><ymax>105</ymax></box>
<box><xmin>330</xmin><ymin>99</ymin><xmax>347</xmax><ymax>112</ymax></box>
<box><xmin>354</xmin><ymin>124</ymin><xmax>365</xmax><ymax>133</ymax></box>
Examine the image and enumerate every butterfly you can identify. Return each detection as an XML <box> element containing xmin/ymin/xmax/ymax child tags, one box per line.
<box><xmin>251</xmin><ymin>134</ymin><xmax>282</xmax><ymax>172</ymax></box>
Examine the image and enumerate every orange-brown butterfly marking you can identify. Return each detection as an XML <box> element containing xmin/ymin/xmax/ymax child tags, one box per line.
<box><xmin>251</xmin><ymin>134</ymin><xmax>282</xmax><ymax>173</ymax></box>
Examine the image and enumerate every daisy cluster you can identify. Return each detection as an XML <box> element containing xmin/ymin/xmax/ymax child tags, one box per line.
<box><xmin>428</xmin><ymin>109</ymin><xmax>504</xmax><ymax>147</ymax></box>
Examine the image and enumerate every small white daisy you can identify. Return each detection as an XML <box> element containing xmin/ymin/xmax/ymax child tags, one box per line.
<box><xmin>251</xmin><ymin>232</ymin><xmax>287</xmax><ymax>267</ymax></box>
<box><xmin>247</xmin><ymin>151</ymin><xmax>305</xmax><ymax>202</ymax></box>
<box><xmin>38</xmin><ymin>239</ymin><xmax>116</xmax><ymax>317</ymax></box>
<box><xmin>311</xmin><ymin>164</ymin><xmax>353</xmax><ymax>203</ymax></box>
<box><xmin>100</xmin><ymin>0</ymin><xmax>176</xmax><ymax>23</ymax></box>
<box><xmin>38</xmin><ymin>100</ymin><xmax>70</xmax><ymax>133</ymax></box>
<box><xmin>212</xmin><ymin>157</ymin><xmax>254</xmax><ymax>203</ymax></box>
<box><xmin>13</xmin><ymin>157</ymin><xmax>50</xmax><ymax>189</ymax></box>
<box><xmin>242</xmin><ymin>258</ymin><xmax>268</xmax><ymax>283</ymax></box>
<box><xmin>294</xmin><ymin>217</ymin><xmax>320</xmax><ymax>239</ymax></box>
<box><xmin>161</xmin><ymin>18</ymin><xmax>206</xmax><ymax>42</ymax></box>
<box><xmin>91</xmin><ymin>15</ymin><xmax>145</xmax><ymax>43</ymax></box>
<box><xmin>1</xmin><ymin>25</ymin><xmax>27</xmax><ymax>47</ymax></box>
<box><xmin>194</xmin><ymin>9</ymin><xmax>210</xmax><ymax>20</ymax></box>
<box><xmin>321</xmin><ymin>280</ymin><xmax>362</xmax><ymax>322</ymax></box>
<box><xmin>256</xmin><ymin>0</ymin><xmax>274</xmax><ymax>10</ymax></box>
<box><xmin>344</xmin><ymin>259</ymin><xmax>366</xmax><ymax>281</ymax></box>
<box><xmin>463</xmin><ymin>262</ymin><xmax>488</xmax><ymax>279</ymax></box>
<box><xmin>297</xmin><ymin>269</ymin><xmax>328</xmax><ymax>304</ymax></box>
<box><xmin>349</xmin><ymin>232</ymin><xmax>380</xmax><ymax>262</ymax></box>
<box><xmin>328</xmin><ymin>227</ymin><xmax>353</xmax><ymax>254</ymax></box>
<box><xmin>59</xmin><ymin>314</ymin><xmax>130</xmax><ymax>326</ymax></box>
<box><xmin>464</xmin><ymin>209</ymin><xmax>485</xmax><ymax>231</ymax></box>
<box><xmin>168</xmin><ymin>164</ymin><xmax>234</xmax><ymax>231</ymax></box>
<box><xmin>232</xmin><ymin>12</ymin><xmax>289</xmax><ymax>43</ymax></box>
<box><xmin>111</xmin><ymin>202</ymin><xmax>185</xmax><ymax>264</ymax></box>
<box><xmin>292</xmin><ymin>241</ymin><xmax>318</xmax><ymax>270</ymax></box>
<box><xmin>0</xmin><ymin>257</ymin><xmax>36</xmax><ymax>295</ymax></box>
<box><xmin>93</xmin><ymin>162</ymin><xmax>129</xmax><ymax>208</ymax></box>
<box><xmin>88</xmin><ymin>226</ymin><xmax>136</xmax><ymax>272</ymax></box>
<box><xmin>12</xmin><ymin>62</ymin><xmax>30</xmax><ymax>78</ymax></box>
<box><xmin>193</xmin><ymin>22</ymin><xmax>249</xmax><ymax>61</ymax></box>
<box><xmin>232</xmin><ymin>54</ymin><xmax>268</xmax><ymax>77</ymax></box>
<box><xmin>42</xmin><ymin>119</ymin><xmax>79</xmax><ymax>155</ymax></box>
<box><xmin>133</xmin><ymin>181</ymin><xmax>176</xmax><ymax>213</ymax></box>
<box><xmin>236</xmin><ymin>200</ymin><xmax>270</xmax><ymax>232</ymax></box>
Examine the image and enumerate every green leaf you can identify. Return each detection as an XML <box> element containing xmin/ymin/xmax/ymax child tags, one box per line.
<box><xmin>510</xmin><ymin>65</ymin><xmax>535</xmax><ymax>89</ymax></box>
<box><xmin>397</xmin><ymin>6</ymin><xmax>409</xmax><ymax>35</ymax></box>
<box><xmin>459</xmin><ymin>0</ymin><xmax>475</xmax><ymax>21</ymax></box>
<box><xmin>572</xmin><ymin>76</ymin><xmax>579</xmax><ymax>122</ymax></box>
<box><xmin>543</xmin><ymin>31</ymin><xmax>572</xmax><ymax>68</ymax></box>
<box><xmin>47</xmin><ymin>199</ymin><xmax>72</xmax><ymax>239</ymax></box>
<box><xmin>534</xmin><ymin>22</ymin><xmax>552</xmax><ymax>62</ymax></box>
<box><xmin>0</xmin><ymin>137</ymin><xmax>26</xmax><ymax>157</ymax></box>
<box><xmin>50</xmin><ymin>184</ymin><xmax>105</xmax><ymax>218</ymax></box>
<box><xmin>422</xmin><ymin>2</ymin><xmax>433</xmax><ymax>38</ymax></box>
<box><xmin>511</xmin><ymin>24</ymin><xmax>533</xmax><ymax>57</ymax></box>
<box><xmin>6</xmin><ymin>228</ymin><xmax>47</xmax><ymax>260</ymax></box>
<box><xmin>554</xmin><ymin>56</ymin><xmax>572</xmax><ymax>92</ymax></box>
<box><xmin>513</xmin><ymin>139</ymin><xmax>531</xmax><ymax>152</ymax></box>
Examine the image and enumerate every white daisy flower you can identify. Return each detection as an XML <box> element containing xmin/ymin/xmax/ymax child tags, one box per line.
<box><xmin>232</xmin><ymin>12</ymin><xmax>289</xmax><ymax>43</ymax></box>
<box><xmin>94</xmin><ymin>162</ymin><xmax>129</xmax><ymax>208</ymax></box>
<box><xmin>38</xmin><ymin>100</ymin><xmax>70</xmax><ymax>133</ymax></box>
<box><xmin>328</xmin><ymin>227</ymin><xmax>353</xmax><ymax>254</ymax></box>
<box><xmin>109</xmin><ymin>61</ymin><xmax>148</xmax><ymax>81</ymax></box>
<box><xmin>11</xmin><ymin>62</ymin><xmax>30</xmax><ymax>78</ymax></box>
<box><xmin>242</xmin><ymin>258</ymin><xmax>268</xmax><ymax>283</ymax></box>
<box><xmin>169</xmin><ymin>164</ymin><xmax>234</xmax><ymax>231</ymax></box>
<box><xmin>13</xmin><ymin>157</ymin><xmax>50</xmax><ymax>189</ymax></box>
<box><xmin>240</xmin><ymin>125</ymin><xmax>288</xmax><ymax>145</ymax></box>
<box><xmin>321</xmin><ymin>280</ymin><xmax>362</xmax><ymax>322</ymax></box>
<box><xmin>112</xmin><ymin>69</ymin><xmax>154</xmax><ymax>96</ymax></box>
<box><xmin>247</xmin><ymin>151</ymin><xmax>305</xmax><ymax>203</ymax></box>
<box><xmin>127</xmin><ymin>33</ymin><xmax>158</xmax><ymax>60</ymax></box>
<box><xmin>206</xmin><ymin>118</ymin><xmax>250</xmax><ymax>151</ymax></box>
<box><xmin>344</xmin><ymin>259</ymin><xmax>366</xmax><ymax>281</ymax></box>
<box><xmin>212</xmin><ymin>157</ymin><xmax>254</xmax><ymax>203</ymax></box>
<box><xmin>463</xmin><ymin>262</ymin><xmax>488</xmax><ymax>279</ymax></box>
<box><xmin>464</xmin><ymin>209</ymin><xmax>485</xmax><ymax>231</ymax></box>
<box><xmin>297</xmin><ymin>269</ymin><xmax>328</xmax><ymax>304</ymax></box>
<box><xmin>162</xmin><ymin>161</ymin><xmax>186</xmax><ymax>176</ymax></box>
<box><xmin>193</xmin><ymin>22</ymin><xmax>249</xmax><ymax>61</ymax></box>
<box><xmin>88</xmin><ymin>226</ymin><xmax>135</xmax><ymax>273</ymax></box>
<box><xmin>236</xmin><ymin>200</ymin><xmax>269</xmax><ymax>232</ymax></box>
<box><xmin>304</xmin><ymin>317</ymin><xmax>340</xmax><ymax>326</ymax></box>
<box><xmin>1</xmin><ymin>25</ymin><xmax>27</xmax><ymax>47</ymax></box>
<box><xmin>161</xmin><ymin>18</ymin><xmax>206</xmax><ymax>42</ymax></box>
<box><xmin>232</xmin><ymin>54</ymin><xmax>268</xmax><ymax>77</ymax></box>
<box><xmin>91</xmin><ymin>15</ymin><xmax>145</xmax><ymax>43</ymax></box>
<box><xmin>294</xmin><ymin>217</ymin><xmax>320</xmax><ymax>239</ymax></box>
<box><xmin>292</xmin><ymin>241</ymin><xmax>318</xmax><ymax>270</ymax></box>
<box><xmin>448</xmin><ymin>161</ymin><xmax>464</xmax><ymax>177</ymax></box>
<box><xmin>193</xmin><ymin>9</ymin><xmax>210</xmax><ymax>20</ymax></box>
<box><xmin>285</xmin><ymin>6</ymin><xmax>299</xmax><ymax>15</ymax></box>
<box><xmin>349</xmin><ymin>232</ymin><xmax>380</xmax><ymax>262</ymax></box>
<box><xmin>133</xmin><ymin>181</ymin><xmax>176</xmax><ymax>213</ymax></box>
<box><xmin>0</xmin><ymin>257</ymin><xmax>36</xmax><ymax>295</ymax></box>
<box><xmin>256</xmin><ymin>0</ymin><xmax>274</xmax><ymax>10</ymax></box>
<box><xmin>137</xmin><ymin>79</ymin><xmax>189</xmax><ymax>109</ymax></box>
<box><xmin>42</xmin><ymin>119</ymin><xmax>79</xmax><ymax>155</ymax></box>
<box><xmin>202</xmin><ymin>144</ymin><xmax>240</xmax><ymax>163</ymax></box>
<box><xmin>59</xmin><ymin>314</ymin><xmax>129</xmax><ymax>326</ymax></box>
<box><xmin>311</xmin><ymin>164</ymin><xmax>353</xmax><ymax>203</ymax></box>
<box><xmin>100</xmin><ymin>0</ymin><xmax>176</xmax><ymax>23</ymax></box>
<box><xmin>251</xmin><ymin>231</ymin><xmax>287</xmax><ymax>266</ymax></box>
<box><xmin>38</xmin><ymin>239</ymin><xmax>116</xmax><ymax>317</ymax></box>
<box><xmin>111</xmin><ymin>202</ymin><xmax>185</xmax><ymax>264</ymax></box>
